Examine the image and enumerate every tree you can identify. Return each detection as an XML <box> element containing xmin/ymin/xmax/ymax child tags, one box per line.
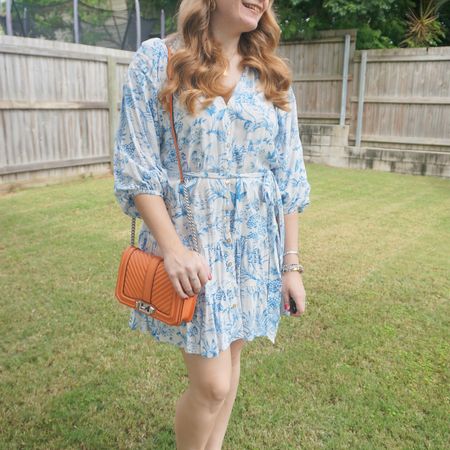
<box><xmin>273</xmin><ymin>0</ymin><xmax>449</xmax><ymax>48</ymax></box>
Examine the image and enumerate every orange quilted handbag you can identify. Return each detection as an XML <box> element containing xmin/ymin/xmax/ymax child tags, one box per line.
<box><xmin>115</xmin><ymin>42</ymin><xmax>200</xmax><ymax>326</ymax></box>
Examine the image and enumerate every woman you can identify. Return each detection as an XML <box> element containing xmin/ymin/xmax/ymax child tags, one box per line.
<box><xmin>113</xmin><ymin>0</ymin><xmax>311</xmax><ymax>448</ymax></box>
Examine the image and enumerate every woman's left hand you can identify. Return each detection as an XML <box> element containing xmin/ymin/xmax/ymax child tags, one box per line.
<box><xmin>282</xmin><ymin>271</ymin><xmax>307</xmax><ymax>317</ymax></box>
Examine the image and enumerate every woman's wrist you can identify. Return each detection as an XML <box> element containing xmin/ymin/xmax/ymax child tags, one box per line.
<box><xmin>283</xmin><ymin>252</ymin><xmax>300</xmax><ymax>264</ymax></box>
<box><xmin>282</xmin><ymin>249</ymin><xmax>304</xmax><ymax>274</ymax></box>
<box><xmin>281</xmin><ymin>262</ymin><xmax>305</xmax><ymax>275</ymax></box>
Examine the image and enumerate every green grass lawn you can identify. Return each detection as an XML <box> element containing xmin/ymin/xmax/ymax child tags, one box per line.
<box><xmin>1</xmin><ymin>164</ymin><xmax>449</xmax><ymax>449</ymax></box>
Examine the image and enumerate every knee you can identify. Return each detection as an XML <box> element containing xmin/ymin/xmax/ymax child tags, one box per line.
<box><xmin>193</xmin><ymin>379</ymin><xmax>231</xmax><ymax>406</ymax></box>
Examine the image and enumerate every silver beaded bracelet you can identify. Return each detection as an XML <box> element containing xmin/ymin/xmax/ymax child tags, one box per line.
<box><xmin>281</xmin><ymin>262</ymin><xmax>304</xmax><ymax>274</ymax></box>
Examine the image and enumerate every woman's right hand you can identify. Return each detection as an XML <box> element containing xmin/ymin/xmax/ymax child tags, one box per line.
<box><xmin>162</xmin><ymin>246</ymin><xmax>212</xmax><ymax>299</ymax></box>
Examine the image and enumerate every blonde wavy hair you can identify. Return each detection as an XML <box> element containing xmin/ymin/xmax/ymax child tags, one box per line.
<box><xmin>159</xmin><ymin>0</ymin><xmax>294</xmax><ymax>116</ymax></box>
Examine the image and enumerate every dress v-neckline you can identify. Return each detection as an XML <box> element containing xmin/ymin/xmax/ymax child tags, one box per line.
<box><xmin>219</xmin><ymin>66</ymin><xmax>247</xmax><ymax>108</ymax></box>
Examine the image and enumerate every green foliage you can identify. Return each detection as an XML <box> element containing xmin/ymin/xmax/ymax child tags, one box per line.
<box><xmin>274</xmin><ymin>0</ymin><xmax>449</xmax><ymax>48</ymax></box>
<box><xmin>356</xmin><ymin>23</ymin><xmax>395</xmax><ymax>48</ymax></box>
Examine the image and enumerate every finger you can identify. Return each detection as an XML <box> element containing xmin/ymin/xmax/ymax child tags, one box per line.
<box><xmin>188</xmin><ymin>273</ymin><xmax>204</xmax><ymax>294</ymax></box>
<box><xmin>199</xmin><ymin>254</ymin><xmax>212</xmax><ymax>279</ymax></box>
<box><xmin>293</xmin><ymin>300</ymin><xmax>306</xmax><ymax>316</ymax></box>
<box><xmin>179</xmin><ymin>273</ymin><xmax>196</xmax><ymax>297</ymax></box>
<box><xmin>186</xmin><ymin>264</ymin><xmax>206</xmax><ymax>292</ymax></box>
<box><xmin>291</xmin><ymin>303</ymin><xmax>302</xmax><ymax>316</ymax></box>
<box><xmin>189</xmin><ymin>251</ymin><xmax>210</xmax><ymax>281</ymax></box>
<box><xmin>197</xmin><ymin>269</ymin><xmax>209</xmax><ymax>287</ymax></box>
<box><xmin>282</xmin><ymin>293</ymin><xmax>290</xmax><ymax>312</ymax></box>
<box><xmin>194</xmin><ymin>257</ymin><xmax>211</xmax><ymax>285</ymax></box>
<box><xmin>184</xmin><ymin>271</ymin><xmax>205</xmax><ymax>295</ymax></box>
<box><xmin>170</xmin><ymin>277</ymin><xmax>190</xmax><ymax>299</ymax></box>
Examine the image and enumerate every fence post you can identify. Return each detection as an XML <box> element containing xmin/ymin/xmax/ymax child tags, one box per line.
<box><xmin>107</xmin><ymin>57</ymin><xmax>118</xmax><ymax>173</ymax></box>
<box><xmin>340</xmin><ymin>34</ymin><xmax>351</xmax><ymax>127</ymax></box>
<box><xmin>73</xmin><ymin>0</ymin><xmax>79</xmax><ymax>44</ymax></box>
<box><xmin>160</xmin><ymin>9</ymin><xmax>165</xmax><ymax>38</ymax></box>
<box><xmin>355</xmin><ymin>50</ymin><xmax>367</xmax><ymax>147</ymax></box>
<box><xmin>6</xmin><ymin>0</ymin><xmax>13</xmax><ymax>35</ymax></box>
<box><xmin>135</xmin><ymin>0</ymin><xmax>141</xmax><ymax>50</ymax></box>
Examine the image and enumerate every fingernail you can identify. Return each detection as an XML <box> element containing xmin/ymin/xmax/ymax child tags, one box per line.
<box><xmin>208</xmin><ymin>273</ymin><xmax>212</xmax><ymax>280</ymax></box>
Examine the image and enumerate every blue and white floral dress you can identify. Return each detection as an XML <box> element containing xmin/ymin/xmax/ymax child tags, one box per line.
<box><xmin>113</xmin><ymin>36</ymin><xmax>311</xmax><ymax>358</ymax></box>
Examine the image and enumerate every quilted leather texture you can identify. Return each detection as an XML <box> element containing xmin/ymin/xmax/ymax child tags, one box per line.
<box><xmin>115</xmin><ymin>245</ymin><xmax>197</xmax><ymax>326</ymax></box>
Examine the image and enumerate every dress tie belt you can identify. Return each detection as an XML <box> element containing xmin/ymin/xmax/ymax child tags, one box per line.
<box><xmin>179</xmin><ymin>169</ymin><xmax>285</xmax><ymax>272</ymax></box>
<box><xmin>182</xmin><ymin>170</ymin><xmax>269</xmax><ymax>178</ymax></box>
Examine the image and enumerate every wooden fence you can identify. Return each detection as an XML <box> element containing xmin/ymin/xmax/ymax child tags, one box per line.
<box><xmin>0</xmin><ymin>35</ymin><xmax>133</xmax><ymax>188</ymax></box>
<box><xmin>277</xmin><ymin>29</ymin><xmax>356</xmax><ymax>126</ymax></box>
<box><xmin>0</xmin><ymin>30</ymin><xmax>449</xmax><ymax>189</ymax></box>
<box><xmin>350</xmin><ymin>46</ymin><xmax>450</xmax><ymax>154</ymax></box>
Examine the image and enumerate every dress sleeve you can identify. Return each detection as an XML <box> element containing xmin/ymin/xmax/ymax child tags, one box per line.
<box><xmin>272</xmin><ymin>85</ymin><xmax>311</xmax><ymax>215</ymax></box>
<box><xmin>113</xmin><ymin>39</ymin><xmax>169</xmax><ymax>219</ymax></box>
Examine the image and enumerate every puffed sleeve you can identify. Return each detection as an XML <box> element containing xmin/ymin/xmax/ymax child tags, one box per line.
<box><xmin>113</xmin><ymin>39</ymin><xmax>169</xmax><ymax>219</ymax></box>
<box><xmin>272</xmin><ymin>85</ymin><xmax>311</xmax><ymax>214</ymax></box>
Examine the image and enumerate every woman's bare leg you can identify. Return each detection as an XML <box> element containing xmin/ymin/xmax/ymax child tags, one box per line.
<box><xmin>174</xmin><ymin>345</ymin><xmax>233</xmax><ymax>450</ymax></box>
<box><xmin>204</xmin><ymin>339</ymin><xmax>245</xmax><ymax>450</ymax></box>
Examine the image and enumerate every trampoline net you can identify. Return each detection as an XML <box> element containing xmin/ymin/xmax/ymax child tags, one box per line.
<box><xmin>0</xmin><ymin>0</ymin><xmax>177</xmax><ymax>50</ymax></box>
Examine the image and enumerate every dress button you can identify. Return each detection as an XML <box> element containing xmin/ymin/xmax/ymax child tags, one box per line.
<box><xmin>226</xmin><ymin>237</ymin><xmax>232</xmax><ymax>243</ymax></box>
<box><xmin>225</xmin><ymin>179</ymin><xmax>231</xmax><ymax>185</ymax></box>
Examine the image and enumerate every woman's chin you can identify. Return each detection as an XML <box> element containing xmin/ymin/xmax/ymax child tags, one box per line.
<box><xmin>238</xmin><ymin>4</ymin><xmax>262</xmax><ymax>29</ymax></box>
<box><xmin>239</xmin><ymin>16</ymin><xmax>259</xmax><ymax>31</ymax></box>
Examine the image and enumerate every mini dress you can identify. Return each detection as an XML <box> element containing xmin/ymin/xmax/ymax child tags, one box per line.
<box><xmin>113</xmin><ymin>36</ymin><xmax>311</xmax><ymax>358</ymax></box>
